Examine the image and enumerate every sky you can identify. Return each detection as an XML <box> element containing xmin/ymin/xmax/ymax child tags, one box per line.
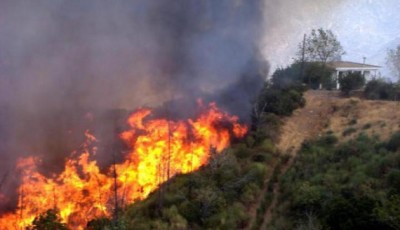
<box><xmin>262</xmin><ymin>0</ymin><xmax>400</xmax><ymax>79</ymax></box>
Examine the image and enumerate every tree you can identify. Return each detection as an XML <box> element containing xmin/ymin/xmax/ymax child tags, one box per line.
<box><xmin>303</xmin><ymin>62</ymin><xmax>335</xmax><ymax>89</ymax></box>
<box><xmin>339</xmin><ymin>72</ymin><xmax>365</xmax><ymax>95</ymax></box>
<box><xmin>298</xmin><ymin>28</ymin><xmax>345</xmax><ymax>64</ymax></box>
<box><xmin>296</xmin><ymin>28</ymin><xmax>344</xmax><ymax>89</ymax></box>
<box><xmin>386</xmin><ymin>45</ymin><xmax>400</xmax><ymax>81</ymax></box>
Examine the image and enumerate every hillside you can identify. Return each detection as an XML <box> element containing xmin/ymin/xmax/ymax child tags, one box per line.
<box><xmin>258</xmin><ymin>90</ymin><xmax>400</xmax><ymax>229</ymax></box>
<box><xmin>264</xmin><ymin>90</ymin><xmax>400</xmax><ymax>229</ymax></box>
<box><xmin>278</xmin><ymin>90</ymin><xmax>400</xmax><ymax>155</ymax></box>
<box><xmin>18</xmin><ymin>89</ymin><xmax>400</xmax><ymax>229</ymax></box>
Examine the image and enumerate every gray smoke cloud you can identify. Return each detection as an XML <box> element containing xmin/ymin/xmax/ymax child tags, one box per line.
<box><xmin>0</xmin><ymin>0</ymin><xmax>268</xmax><ymax>209</ymax></box>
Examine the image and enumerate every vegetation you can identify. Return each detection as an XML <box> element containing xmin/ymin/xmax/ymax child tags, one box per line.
<box><xmin>339</xmin><ymin>72</ymin><xmax>366</xmax><ymax>95</ymax></box>
<box><xmin>254</xmin><ymin>83</ymin><xmax>305</xmax><ymax>117</ymax></box>
<box><xmin>303</xmin><ymin>62</ymin><xmax>335</xmax><ymax>89</ymax></box>
<box><xmin>26</xmin><ymin>209</ymin><xmax>68</xmax><ymax>230</ymax></box>
<box><xmin>271</xmin><ymin>62</ymin><xmax>334</xmax><ymax>90</ymax></box>
<box><xmin>364</xmin><ymin>79</ymin><xmax>400</xmax><ymax>101</ymax></box>
<box><xmin>273</xmin><ymin>28</ymin><xmax>343</xmax><ymax>90</ymax></box>
<box><xmin>297</xmin><ymin>28</ymin><xmax>345</xmax><ymax>63</ymax></box>
<box><xmin>270</xmin><ymin>132</ymin><xmax>400</xmax><ymax>229</ymax></box>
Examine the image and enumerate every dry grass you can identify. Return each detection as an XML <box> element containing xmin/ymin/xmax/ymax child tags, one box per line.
<box><xmin>276</xmin><ymin>90</ymin><xmax>400</xmax><ymax>154</ymax></box>
<box><xmin>276</xmin><ymin>90</ymin><xmax>338</xmax><ymax>155</ymax></box>
<box><xmin>327</xmin><ymin>97</ymin><xmax>400</xmax><ymax>141</ymax></box>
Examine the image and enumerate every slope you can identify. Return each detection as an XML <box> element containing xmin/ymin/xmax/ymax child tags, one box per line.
<box><xmin>260</xmin><ymin>90</ymin><xmax>400</xmax><ymax>229</ymax></box>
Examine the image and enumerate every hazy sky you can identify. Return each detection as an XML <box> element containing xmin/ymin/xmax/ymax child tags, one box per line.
<box><xmin>262</xmin><ymin>0</ymin><xmax>400</xmax><ymax>79</ymax></box>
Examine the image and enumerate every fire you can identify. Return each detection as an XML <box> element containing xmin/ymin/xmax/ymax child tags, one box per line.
<box><xmin>0</xmin><ymin>102</ymin><xmax>247</xmax><ymax>229</ymax></box>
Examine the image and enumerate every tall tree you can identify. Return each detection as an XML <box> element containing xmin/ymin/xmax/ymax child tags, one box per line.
<box><xmin>387</xmin><ymin>45</ymin><xmax>400</xmax><ymax>81</ymax></box>
<box><xmin>297</xmin><ymin>28</ymin><xmax>344</xmax><ymax>88</ymax></box>
<box><xmin>298</xmin><ymin>28</ymin><xmax>345</xmax><ymax>64</ymax></box>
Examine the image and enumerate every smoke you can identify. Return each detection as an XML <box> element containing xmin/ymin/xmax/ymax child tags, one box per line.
<box><xmin>0</xmin><ymin>0</ymin><xmax>267</xmax><ymax>209</ymax></box>
<box><xmin>0</xmin><ymin>0</ymin><xmax>355</xmax><ymax>211</ymax></box>
<box><xmin>261</xmin><ymin>0</ymin><xmax>347</xmax><ymax>69</ymax></box>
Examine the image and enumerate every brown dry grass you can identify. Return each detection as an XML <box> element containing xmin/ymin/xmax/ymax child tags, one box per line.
<box><xmin>276</xmin><ymin>90</ymin><xmax>338</xmax><ymax>154</ymax></box>
<box><xmin>327</xmin><ymin>97</ymin><xmax>400</xmax><ymax>141</ymax></box>
<box><xmin>277</xmin><ymin>90</ymin><xmax>400</xmax><ymax>154</ymax></box>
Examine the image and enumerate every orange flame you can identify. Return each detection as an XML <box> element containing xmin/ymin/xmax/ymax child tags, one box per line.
<box><xmin>0</xmin><ymin>102</ymin><xmax>247</xmax><ymax>229</ymax></box>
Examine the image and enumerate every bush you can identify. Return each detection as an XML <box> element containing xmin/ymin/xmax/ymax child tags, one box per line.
<box><xmin>386</xmin><ymin>131</ymin><xmax>400</xmax><ymax>151</ymax></box>
<box><xmin>324</xmin><ymin>195</ymin><xmax>387</xmax><ymax>230</ymax></box>
<box><xmin>364</xmin><ymin>79</ymin><xmax>400</xmax><ymax>101</ymax></box>
<box><xmin>303</xmin><ymin>62</ymin><xmax>335</xmax><ymax>90</ymax></box>
<box><xmin>386</xmin><ymin>169</ymin><xmax>400</xmax><ymax>192</ymax></box>
<box><xmin>256</xmin><ymin>86</ymin><xmax>305</xmax><ymax>117</ymax></box>
<box><xmin>339</xmin><ymin>72</ymin><xmax>366</xmax><ymax>95</ymax></box>
<box><xmin>271</xmin><ymin>132</ymin><xmax>400</xmax><ymax>230</ymax></box>
<box><xmin>317</xmin><ymin>134</ymin><xmax>338</xmax><ymax>146</ymax></box>
<box><xmin>271</xmin><ymin>63</ymin><xmax>303</xmax><ymax>89</ymax></box>
<box><xmin>342</xmin><ymin>127</ymin><xmax>357</xmax><ymax>136</ymax></box>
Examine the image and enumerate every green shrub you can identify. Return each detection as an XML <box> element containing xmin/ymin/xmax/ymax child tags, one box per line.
<box><xmin>252</xmin><ymin>113</ymin><xmax>282</xmax><ymax>143</ymax></box>
<box><xmin>303</xmin><ymin>62</ymin><xmax>335</xmax><ymax>90</ymax></box>
<box><xmin>233</xmin><ymin>144</ymin><xmax>253</xmax><ymax>159</ymax></box>
<box><xmin>258</xmin><ymin>139</ymin><xmax>276</xmax><ymax>153</ymax></box>
<box><xmin>342</xmin><ymin>127</ymin><xmax>357</xmax><ymax>136</ymax></box>
<box><xmin>339</xmin><ymin>72</ymin><xmax>365</xmax><ymax>95</ymax></box>
<box><xmin>317</xmin><ymin>134</ymin><xmax>338</xmax><ymax>146</ymax></box>
<box><xmin>364</xmin><ymin>79</ymin><xmax>400</xmax><ymax>101</ymax></box>
<box><xmin>375</xmin><ymin>194</ymin><xmax>400</xmax><ymax>229</ymax></box>
<box><xmin>386</xmin><ymin>169</ymin><xmax>400</xmax><ymax>192</ymax></box>
<box><xmin>254</xmin><ymin>84</ymin><xmax>305</xmax><ymax>118</ymax></box>
<box><xmin>386</xmin><ymin>132</ymin><xmax>400</xmax><ymax>151</ymax></box>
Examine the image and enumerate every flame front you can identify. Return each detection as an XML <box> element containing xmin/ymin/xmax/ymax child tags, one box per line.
<box><xmin>0</xmin><ymin>102</ymin><xmax>247</xmax><ymax>229</ymax></box>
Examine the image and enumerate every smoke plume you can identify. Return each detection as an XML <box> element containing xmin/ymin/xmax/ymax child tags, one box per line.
<box><xmin>0</xmin><ymin>0</ymin><xmax>268</xmax><ymax>209</ymax></box>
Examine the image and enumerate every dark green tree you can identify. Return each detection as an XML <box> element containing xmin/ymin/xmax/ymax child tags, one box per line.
<box><xmin>296</xmin><ymin>28</ymin><xmax>344</xmax><ymax>89</ymax></box>
<box><xmin>339</xmin><ymin>72</ymin><xmax>365</xmax><ymax>95</ymax></box>
<box><xmin>303</xmin><ymin>62</ymin><xmax>335</xmax><ymax>89</ymax></box>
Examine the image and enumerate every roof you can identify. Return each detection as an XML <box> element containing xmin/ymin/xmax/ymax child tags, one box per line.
<box><xmin>327</xmin><ymin>61</ymin><xmax>381</xmax><ymax>70</ymax></box>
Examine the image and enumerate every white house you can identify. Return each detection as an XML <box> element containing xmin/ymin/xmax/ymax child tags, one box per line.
<box><xmin>327</xmin><ymin>61</ymin><xmax>381</xmax><ymax>89</ymax></box>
